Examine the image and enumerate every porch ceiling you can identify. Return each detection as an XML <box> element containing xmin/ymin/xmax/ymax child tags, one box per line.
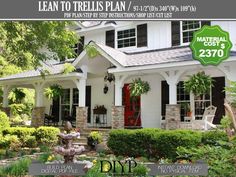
<box><xmin>76</xmin><ymin>54</ymin><xmax>114</xmax><ymax>76</ymax></box>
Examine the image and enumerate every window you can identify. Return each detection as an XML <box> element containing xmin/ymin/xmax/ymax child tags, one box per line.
<box><xmin>177</xmin><ymin>82</ymin><xmax>190</xmax><ymax>121</ymax></box>
<box><xmin>72</xmin><ymin>88</ymin><xmax>79</xmax><ymax>117</ymax></box>
<box><xmin>172</xmin><ymin>21</ymin><xmax>210</xmax><ymax>46</ymax></box>
<box><xmin>182</xmin><ymin>21</ymin><xmax>201</xmax><ymax>44</ymax></box>
<box><xmin>177</xmin><ymin>81</ymin><xmax>212</xmax><ymax>121</ymax></box>
<box><xmin>194</xmin><ymin>94</ymin><xmax>211</xmax><ymax>120</ymax></box>
<box><xmin>117</xmin><ymin>28</ymin><xmax>136</xmax><ymax>48</ymax></box>
<box><xmin>60</xmin><ymin>89</ymin><xmax>70</xmax><ymax>119</ymax></box>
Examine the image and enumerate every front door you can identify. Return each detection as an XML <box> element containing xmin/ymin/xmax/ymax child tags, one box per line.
<box><xmin>123</xmin><ymin>84</ymin><xmax>141</xmax><ymax>127</ymax></box>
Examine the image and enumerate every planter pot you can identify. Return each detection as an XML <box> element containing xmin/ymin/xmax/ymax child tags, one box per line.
<box><xmin>87</xmin><ymin>137</ymin><xmax>98</xmax><ymax>150</ymax></box>
<box><xmin>187</xmin><ymin>112</ymin><xmax>192</xmax><ymax>117</ymax></box>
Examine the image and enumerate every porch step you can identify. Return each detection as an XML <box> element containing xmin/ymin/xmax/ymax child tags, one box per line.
<box><xmin>73</xmin><ymin>142</ymin><xmax>89</xmax><ymax>149</ymax></box>
<box><xmin>75</xmin><ymin>137</ymin><xmax>87</xmax><ymax>144</ymax></box>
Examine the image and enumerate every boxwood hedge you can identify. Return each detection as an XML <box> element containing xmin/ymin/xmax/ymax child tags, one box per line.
<box><xmin>107</xmin><ymin>129</ymin><xmax>203</xmax><ymax>160</ymax></box>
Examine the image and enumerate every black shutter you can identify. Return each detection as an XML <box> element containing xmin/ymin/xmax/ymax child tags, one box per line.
<box><xmin>137</xmin><ymin>24</ymin><xmax>147</xmax><ymax>47</ymax></box>
<box><xmin>161</xmin><ymin>81</ymin><xmax>169</xmax><ymax>119</ymax></box>
<box><xmin>171</xmin><ymin>21</ymin><xmax>180</xmax><ymax>46</ymax></box>
<box><xmin>106</xmin><ymin>30</ymin><xmax>115</xmax><ymax>48</ymax></box>
<box><xmin>52</xmin><ymin>98</ymin><xmax>60</xmax><ymax>122</ymax></box>
<box><xmin>77</xmin><ymin>36</ymin><xmax>84</xmax><ymax>55</ymax></box>
<box><xmin>201</xmin><ymin>21</ymin><xmax>211</xmax><ymax>27</ymax></box>
<box><xmin>212</xmin><ymin>77</ymin><xmax>225</xmax><ymax>124</ymax></box>
<box><xmin>86</xmin><ymin>86</ymin><xmax>92</xmax><ymax>123</ymax></box>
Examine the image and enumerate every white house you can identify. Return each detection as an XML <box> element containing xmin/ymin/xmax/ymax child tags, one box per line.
<box><xmin>0</xmin><ymin>21</ymin><xmax>236</xmax><ymax>129</ymax></box>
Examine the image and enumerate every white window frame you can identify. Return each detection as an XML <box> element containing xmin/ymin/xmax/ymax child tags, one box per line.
<box><xmin>116</xmin><ymin>27</ymin><xmax>137</xmax><ymax>49</ymax></box>
<box><xmin>193</xmin><ymin>90</ymin><xmax>212</xmax><ymax>120</ymax></box>
<box><xmin>59</xmin><ymin>88</ymin><xmax>79</xmax><ymax>121</ymax></box>
<box><xmin>177</xmin><ymin>81</ymin><xmax>212</xmax><ymax>120</ymax></box>
<box><xmin>180</xmin><ymin>21</ymin><xmax>202</xmax><ymax>45</ymax></box>
<box><xmin>59</xmin><ymin>88</ymin><xmax>71</xmax><ymax>122</ymax></box>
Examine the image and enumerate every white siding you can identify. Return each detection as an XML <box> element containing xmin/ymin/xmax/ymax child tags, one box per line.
<box><xmin>84</xmin><ymin>30</ymin><xmax>106</xmax><ymax>45</ymax></box>
<box><xmin>125</xmin><ymin>74</ymin><xmax>162</xmax><ymax>128</ymax></box>
<box><xmin>211</xmin><ymin>21</ymin><xmax>236</xmax><ymax>51</ymax></box>
<box><xmin>87</xmin><ymin>77</ymin><xmax>114</xmax><ymax>126</ymax></box>
<box><xmin>79</xmin><ymin>21</ymin><xmax>172</xmax><ymax>53</ymax></box>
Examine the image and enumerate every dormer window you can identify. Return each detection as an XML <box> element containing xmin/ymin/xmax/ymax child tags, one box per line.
<box><xmin>181</xmin><ymin>21</ymin><xmax>201</xmax><ymax>44</ymax></box>
<box><xmin>117</xmin><ymin>28</ymin><xmax>136</xmax><ymax>48</ymax></box>
<box><xmin>172</xmin><ymin>21</ymin><xmax>210</xmax><ymax>47</ymax></box>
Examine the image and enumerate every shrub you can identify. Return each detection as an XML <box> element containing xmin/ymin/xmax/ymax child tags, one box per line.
<box><xmin>88</xmin><ymin>131</ymin><xmax>103</xmax><ymax>143</ymax></box>
<box><xmin>24</xmin><ymin>135</ymin><xmax>37</xmax><ymax>148</ymax></box>
<box><xmin>10</xmin><ymin>115</ymin><xmax>24</xmax><ymax>125</ymax></box>
<box><xmin>35</xmin><ymin>126</ymin><xmax>60</xmax><ymax>146</ymax></box>
<box><xmin>177</xmin><ymin>141</ymin><xmax>236</xmax><ymax>176</ymax></box>
<box><xmin>10</xmin><ymin>103</ymin><xmax>27</xmax><ymax>116</ymax></box>
<box><xmin>107</xmin><ymin>129</ymin><xmax>202</xmax><ymax>160</ymax></box>
<box><xmin>0</xmin><ymin>111</ymin><xmax>10</xmax><ymax>131</ymax></box>
<box><xmin>202</xmin><ymin>130</ymin><xmax>228</xmax><ymax>145</ymax></box>
<box><xmin>152</xmin><ymin>130</ymin><xmax>202</xmax><ymax>159</ymax></box>
<box><xmin>0</xmin><ymin>135</ymin><xmax>22</xmax><ymax>150</ymax></box>
<box><xmin>0</xmin><ymin>158</ymin><xmax>31</xmax><ymax>176</ymax></box>
<box><xmin>2</xmin><ymin>127</ymin><xmax>36</xmax><ymax>140</ymax></box>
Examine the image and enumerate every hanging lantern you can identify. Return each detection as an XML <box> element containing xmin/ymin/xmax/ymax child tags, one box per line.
<box><xmin>103</xmin><ymin>84</ymin><xmax>109</xmax><ymax>94</ymax></box>
<box><xmin>104</xmin><ymin>72</ymin><xmax>115</xmax><ymax>83</ymax></box>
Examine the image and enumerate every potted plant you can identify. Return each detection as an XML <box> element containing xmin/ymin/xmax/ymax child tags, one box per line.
<box><xmin>87</xmin><ymin>131</ymin><xmax>102</xmax><ymax>150</ymax></box>
<box><xmin>184</xmin><ymin>71</ymin><xmax>213</xmax><ymax>99</ymax></box>
<box><xmin>44</xmin><ymin>84</ymin><xmax>63</xmax><ymax>100</ymax></box>
<box><xmin>129</xmin><ymin>78</ymin><xmax>150</xmax><ymax>97</ymax></box>
<box><xmin>181</xmin><ymin>102</ymin><xmax>192</xmax><ymax>117</ymax></box>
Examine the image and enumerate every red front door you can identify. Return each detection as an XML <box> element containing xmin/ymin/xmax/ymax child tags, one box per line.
<box><xmin>123</xmin><ymin>84</ymin><xmax>141</xmax><ymax>127</ymax></box>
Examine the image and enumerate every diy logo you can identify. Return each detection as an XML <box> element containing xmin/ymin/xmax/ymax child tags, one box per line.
<box><xmin>100</xmin><ymin>160</ymin><xmax>137</xmax><ymax>174</ymax></box>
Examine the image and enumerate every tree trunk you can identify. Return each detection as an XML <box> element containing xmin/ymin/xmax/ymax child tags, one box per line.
<box><xmin>224</xmin><ymin>101</ymin><xmax>236</xmax><ymax>130</ymax></box>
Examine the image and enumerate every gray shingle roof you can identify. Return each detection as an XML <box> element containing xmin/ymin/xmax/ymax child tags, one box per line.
<box><xmin>96</xmin><ymin>43</ymin><xmax>236</xmax><ymax>67</ymax></box>
<box><xmin>96</xmin><ymin>44</ymin><xmax>193</xmax><ymax>67</ymax></box>
<box><xmin>0</xmin><ymin>63</ymin><xmax>65</xmax><ymax>81</ymax></box>
<box><xmin>126</xmin><ymin>47</ymin><xmax>193</xmax><ymax>66</ymax></box>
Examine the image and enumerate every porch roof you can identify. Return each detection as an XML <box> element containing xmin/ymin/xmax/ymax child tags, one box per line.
<box><xmin>0</xmin><ymin>62</ymin><xmax>82</xmax><ymax>82</ymax></box>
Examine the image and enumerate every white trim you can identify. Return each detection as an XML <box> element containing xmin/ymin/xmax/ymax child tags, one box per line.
<box><xmin>180</xmin><ymin>21</ymin><xmax>202</xmax><ymax>46</ymax></box>
<box><xmin>108</xmin><ymin>57</ymin><xmax>236</xmax><ymax>74</ymax></box>
<box><xmin>0</xmin><ymin>72</ymin><xmax>83</xmax><ymax>86</ymax></box>
<box><xmin>72</xmin><ymin>41</ymin><xmax>124</xmax><ymax>68</ymax></box>
<box><xmin>75</xmin><ymin>21</ymin><xmax>116</xmax><ymax>34</ymax></box>
<box><xmin>117</xmin><ymin>27</ymin><xmax>136</xmax><ymax>49</ymax></box>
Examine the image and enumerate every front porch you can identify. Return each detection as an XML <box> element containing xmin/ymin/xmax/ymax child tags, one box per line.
<box><xmin>1</xmin><ymin>44</ymin><xmax>236</xmax><ymax>130</ymax></box>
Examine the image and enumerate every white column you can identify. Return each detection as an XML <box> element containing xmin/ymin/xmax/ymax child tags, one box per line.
<box><xmin>2</xmin><ymin>85</ymin><xmax>11</xmax><ymax>107</ymax></box>
<box><xmin>115</xmin><ymin>80</ymin><xmax>123</xmax><ymax>106</ymax></box>
<box><xmin>78</xmin><ymin>78</ymin><xmax>86</xmax><ymax>107</ymax></box>
<box><xmin>34</xmin><ymin>82</ymin><xmax>44</xmax><ymax>107</ymax></box>
<box><xmin>160</xmin><ymin>70</ymin><xmax>186</xmax><ymax>105</ymax></box>
<box><xmin>167</xmin><ymin>80</ymin><xmax>177</xmax><ymax>104</ymax></box>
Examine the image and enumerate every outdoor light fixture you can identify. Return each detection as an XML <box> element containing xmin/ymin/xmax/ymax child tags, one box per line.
<box><xmin>103</xmin><ymin>84</ymin><xmax>109</xmax><ymax>94</ymax></box>
<box><xmin>104</xmin><ymin>71</ymin><xmax>115</xmax><ymax>83</ymax></box>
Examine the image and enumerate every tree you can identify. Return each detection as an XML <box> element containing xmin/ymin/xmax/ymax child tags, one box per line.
<box><xmin>0</xmin><ymin>21</ymin><xmax>79</xmax><ymax>69</ymax></box>
<box><xmin>0</xmin><ymin>22</ymin><xmax>79</xmax><ymax>110</ymax></box>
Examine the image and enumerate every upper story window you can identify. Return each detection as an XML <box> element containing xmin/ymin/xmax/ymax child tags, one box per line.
<box><xmin>105</xmin><ymin>24</ymin><xmax>147</xmax><ymax>49</ymax></box>
<box><xmin>171</xmin><ymin>21</ymin><xmax>210</xmax><ymax>47</ymax></box>
<box><xmin>182</xmin><ymin>21</ymin><xmax>201</xmax><ymax>44</ymax></box>
<box><xmin>117</xmin><ymin>28</ymin><xmax>136</xmax><ymax>48</ymax></box>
